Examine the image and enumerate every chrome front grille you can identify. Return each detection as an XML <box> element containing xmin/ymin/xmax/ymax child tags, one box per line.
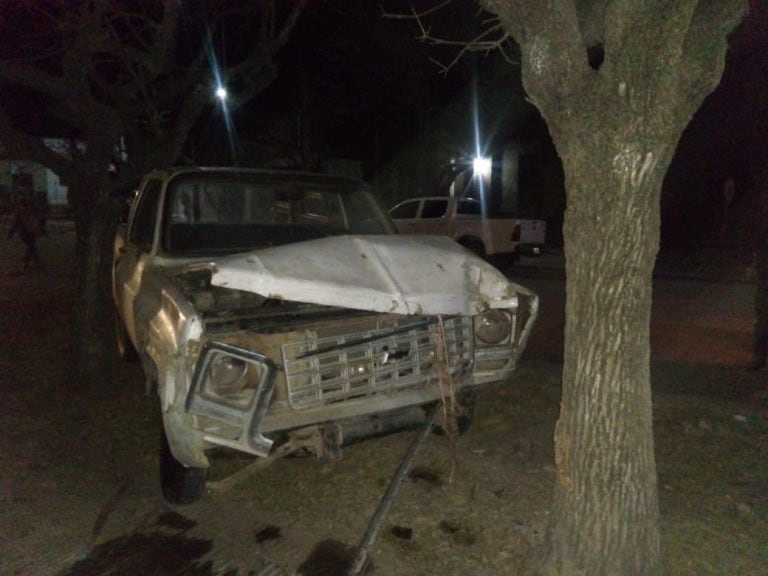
<box><xmin>282</xmin><ymin>316</ymin><xmax>473</xmax><ymax>410</ymax></box>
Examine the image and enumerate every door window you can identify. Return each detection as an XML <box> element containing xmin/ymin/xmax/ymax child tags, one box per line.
<box><xmin>129</xmin><ymin>180</ymin><xmax>162</xmax><ymax>250</ymax></box>
<box><xmin>390</xmin><ymin>200</ymin><xmax>419</xmax><ymax>219</ymax></box>
<box><xmin>420</xmin><ymin>199</ymin><xmax>448</xmax><ymax>219</ymax></box>
<box><xmin>457</xmin><ymin>199</ymin><xmax>482</xmax><ymax>215</ymax></box>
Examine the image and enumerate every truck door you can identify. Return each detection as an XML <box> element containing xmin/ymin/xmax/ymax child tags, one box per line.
<box><xmin>416</xmin><ymin>198</ymin><xmax>451</xmax><ymax>236</ymax></box>
<box><xmin>389</xmin><ymin>199</ymin><xmax>421</xmax><ymax>233</ymax></box>
<box><xmin>114</xmin><ymin>179</ymin><xmax>163</xmax><ymax>345</ymax></box>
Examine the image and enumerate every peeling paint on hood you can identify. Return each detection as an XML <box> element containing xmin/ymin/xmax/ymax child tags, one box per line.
<box><xmin>208</xmin><ymin>235</ymin><xmax>518</xmax><ymax>316</ymax></box>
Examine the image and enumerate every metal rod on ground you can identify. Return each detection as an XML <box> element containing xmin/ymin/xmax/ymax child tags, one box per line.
<box><xmin>347</xmin><ymin>403</ymin><xmax>439</xmax><ymax>575</ymax></box>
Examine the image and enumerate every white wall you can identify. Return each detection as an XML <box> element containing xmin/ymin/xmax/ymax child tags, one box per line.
<box><xmin>45</xmin><ymin>169</ymin><xmax>68</xmax><ymax>205</ymax></box>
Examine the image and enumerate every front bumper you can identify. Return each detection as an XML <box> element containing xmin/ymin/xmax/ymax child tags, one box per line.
<box><xmin>515</xmin><ymin>243</ymin><xmax>545</xmax><ymax>256</ymax></box>
<box><xmin>182</xmin><ymin>292</ymin><xmax>538</xmax><ymax>460</ymax></box>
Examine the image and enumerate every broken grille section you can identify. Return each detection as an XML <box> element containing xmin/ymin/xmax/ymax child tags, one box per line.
<box><xmin>282</xmin><ymin>316</ymin><xmax>473</xmax><ymax>410</ymax></box>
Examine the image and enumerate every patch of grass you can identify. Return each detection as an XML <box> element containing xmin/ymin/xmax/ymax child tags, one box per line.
<box><xmin>654</xmin><ymin>383</ymin><xmax>768</xmax><ymax>575</ymax></box>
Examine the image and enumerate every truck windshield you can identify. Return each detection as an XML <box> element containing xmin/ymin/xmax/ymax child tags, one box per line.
<box><xmin>162</xmin><ymin>172</ymin><xmax>395</xmax><ymax>254</ymax></box>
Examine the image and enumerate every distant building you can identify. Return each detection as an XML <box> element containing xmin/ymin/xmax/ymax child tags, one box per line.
<box><xmin>0</xmin><ymin>138</ymin><xmax>84</xmax><ymax>214</ymax></box>
<box><xmin>0</xmin><ymin>159</ymin><xmax>67</xmax><ymax>214</ymax></box>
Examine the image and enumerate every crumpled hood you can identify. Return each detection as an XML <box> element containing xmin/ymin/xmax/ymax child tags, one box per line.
<box><xmin>208</xmin><ymin>235</ymin><xmax>518</xmax><ymax>316</ymax></box>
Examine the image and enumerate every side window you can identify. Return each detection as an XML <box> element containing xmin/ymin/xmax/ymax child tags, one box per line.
<box><xmin>421</xmin><ymin>199</ymin><xmax>448</xmax><ymax>219</ymax></box>
<box><xmin>390</xmin><ymin>200</ymin><xmax>419</xmax><ymax>219</ymax></box>
<box><xmin>457</xmin><ymin>199</ymin><xmax>482</xmax><ymax>216</ymax></box>
<box><xmin>129</xmin><ymin>180</ymin><xmax>162</xmax><ymax>250</ymax></box>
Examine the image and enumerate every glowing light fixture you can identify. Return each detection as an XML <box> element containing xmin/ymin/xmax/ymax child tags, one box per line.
<box><xmin>473</xmin><ymin>156</ymin><xmax>492</xmax><ymax>178</ymax></box>
<box><xmin>206</xmin><ymin>36</ymin><xmax>238</xmax><ymax>164</ymax></box>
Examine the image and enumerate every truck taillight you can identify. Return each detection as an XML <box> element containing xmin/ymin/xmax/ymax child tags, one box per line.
<box><xmin>512</xmin><ymin>224</ymin><xmax>521</xmax><ymax>241</ymax></box>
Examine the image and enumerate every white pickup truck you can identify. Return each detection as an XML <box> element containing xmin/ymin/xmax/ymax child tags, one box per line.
<box><xmin>113</xmin><ymin>167</ymin><xmax>539</xmax><ymax>504</ymax></box>
<box><xmin>390</xmin><ymin>196</ymin><xmax>546</xmax><ymax>259</ymax></box>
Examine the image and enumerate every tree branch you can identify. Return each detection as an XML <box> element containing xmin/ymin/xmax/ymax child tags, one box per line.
<box><xmin>0</xmin><ymin>108</ymin><xmax>73</xmax><ymax>178</ymax></box>
<box><xmin>225</xmin><ymin>0</ymin><xmax>307</xmax><ymax>91</ymax></box>
<box><xmin>382</xmin><ymin>1</ymin><xmax>515</xmax><ymax>74</ymax></box>
<box><xmin>479</xmin><ymin>0</ymin><xmax>588</xmax><ymax>112</ymax></box>
<box><xmin>381</xmin><ymin>0</ymin><xmax>456</xmax><ymax>21</ymax></box>
<box><xmin>151</xmin><ymin>1</ymin><xmax>180</xmax><ymax>75</ymax></box>
<box><xmin>1</xmin><ymin>0</ymin><xmax>306</xmax><ymax>203</ymax></box>
<box><xmin>0</xmin><ymin>61</ymin><xmax>70</xmax><ymax>103</ymax></box>
<box><xmin>270</xmin><ymin>0</ymin><xmax>307</xmax><ymax>58</ymax></box>
<box><xmin>678</xmin><ymin>0</ymin><xmax>747</xmax><ymax>105</ymax></box>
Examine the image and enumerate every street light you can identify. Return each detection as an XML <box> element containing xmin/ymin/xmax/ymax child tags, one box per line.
<box><xmin>215</xmin><ymin>86</ymin><xmax>228</xmax><ymax>102</ymax></box>
<box><xmin>473</xmin><ymin>156</ymin><xmax>492</xmax><ymax>178</ymax></box>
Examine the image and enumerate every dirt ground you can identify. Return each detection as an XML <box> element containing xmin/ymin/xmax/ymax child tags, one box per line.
<box><xmin>1</xmin><ymin>221</ymin><xmax>767</xmax><ymax>575</ymax></box>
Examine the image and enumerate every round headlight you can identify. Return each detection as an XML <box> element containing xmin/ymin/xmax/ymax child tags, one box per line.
<box><xmin>208</xmin><ymin>355</ymin><xmax>248</xmax><ymax>395</ymax></box>
<box><xmin>474</xmin><ymin>310</ymin><xmax>512</xmax><ymax>345</ymax></box>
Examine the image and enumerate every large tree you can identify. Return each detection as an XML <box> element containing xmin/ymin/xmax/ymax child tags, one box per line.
<box><xmin>469</xmin><ymin>1</ymin><xmax>745</xmax><ymax>574</ymax></box>
<box><xmin>0</xmin><ymin>0</ymin><xmax>304</xmax><ymax>386</ymax></box>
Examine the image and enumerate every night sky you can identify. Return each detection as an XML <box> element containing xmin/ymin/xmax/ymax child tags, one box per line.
<box><xmin>662</xmin><ymin>3</ymin><xmax>768</xmax><ymax>245</ymax></box>
<box><xmin>214</xmin><ymin>1</ymin><xmax>768</xmax><ymax>247</ymax></box>
<box><xmin>2</xmin><ymin>1</ymin><xmax>767</xmax><ymax>247</ymax></box>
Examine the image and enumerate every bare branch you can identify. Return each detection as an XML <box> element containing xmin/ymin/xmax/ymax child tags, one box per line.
<box><xmin>381</xmin><ymin>1</ymin><xmax>513</xmax><ymax>74</ymax></box>
<box><xmin>149</xmin><ymin>2</ymin><xmax>181</xmax><ymax>76</ymax></box>
<box><xmin>271</xmin><ymin>0</ymin><xmax>307</xmax><ymax>56</ymax></box>
<box><xmin>381</xmin><ymin>0</ymin><xmax>456</xmax><ymax>21</ymax></box>
<box><xmin>427</xmin><ymin>24</ymin><xmax>514</xmax><ymax>75</ymax></box>
<box><xmin>267</xmin><ymin>0</ymin><xmax>276</xmax><ymax>39</ymax></box>
<box><xmin>4</xmin><ymin>5</ymin><xmax>70</xmax><ymax>65</ymax></box>
<box><xmin>106</xmin><ymin>10</ymin><xmax>157</xmax><ymax>54</ymax></box>
<box><xmin>1</xmin><ymin>0</ymin><xmax>306</xmax><ymax>204</ymax></box>
<box><xmin>226</xmin><ymin>67</ymin><xmax>278</xmax><ymax>113</ymax></box>
<box><xmin>0</xmin><ymin>60</ymin><xmax>71</xmax><ymax>102</ymax></box>
<box><xmin>226</xmin><ymin>0</ymin><xmax>307</xmax><ymax>84</ymax></box>
<box><xmin>0</xmin><ymin>107</ymin><xmax>73</xmax><ymax>178</ymax></box>
<box><xmin>94</xmin><ymin>2</ymin><xmax>179</xmax><ymax>83</ymax></box>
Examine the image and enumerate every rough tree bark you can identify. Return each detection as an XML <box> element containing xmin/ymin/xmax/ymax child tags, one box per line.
<box><xmin>476</xmin><ymin>1</ymin><xmax>746</xmax><ymax>574</ymax></box>
<box><xmin>69</xmin><ymin>176</ymin><xmax>126</xmax><ymax>387</ymax></box>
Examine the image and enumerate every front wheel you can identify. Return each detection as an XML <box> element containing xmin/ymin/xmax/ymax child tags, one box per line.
<box><xmin>487</xmin><ymin>252</ymin><xmax>520</xmax><ymax>270</ymax></box>
<box><xmin>458</xmin><ymin>237</ymin><xmax>486</xmax><ymax>258</ymax></box>
<box><xmin>160</xmin><ymin>429</ymin><xmax>207</xmax><ymax>505</ymax></box>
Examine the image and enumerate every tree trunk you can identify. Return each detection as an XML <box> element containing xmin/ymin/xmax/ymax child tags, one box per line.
<box><xmin>545</xmin><ymin>136</ymin><xmax>669</xmax><ymax>575</ymax></box>
<box><xmin>69</xmin><ymin>182</ymin><xmax>123</xmax><ymax>393</ymax></box>
<box><xmin>473</xmin><ymin>2</ymin><xmax>745</xmax><ymax>574</ymax></box>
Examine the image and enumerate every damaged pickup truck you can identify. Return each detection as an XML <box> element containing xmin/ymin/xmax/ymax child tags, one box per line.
<box><xmin>113</xmin><ymin>167</ymin><xmax>538</xmax><ymax>504</ymax></box>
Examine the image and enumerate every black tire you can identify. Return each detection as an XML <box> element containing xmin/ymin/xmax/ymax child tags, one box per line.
<box><xmin>458</xmin><ymin>237</ymin><xmax>486</xmax><ymax>258</ymax></box>
<box><xmin>160</xmin><ymin>429</ymin><xmax>207</xmax><ymax>505</ymax></box>
<box><xmin>487</xmin><ymin>252</ymin><xmax>519</xmax><ymax>271</ymax></box>
<box><xmin>115</xmin><ymin>311</ymin><xmax>139</xmax><ymax>364</ymax></box>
